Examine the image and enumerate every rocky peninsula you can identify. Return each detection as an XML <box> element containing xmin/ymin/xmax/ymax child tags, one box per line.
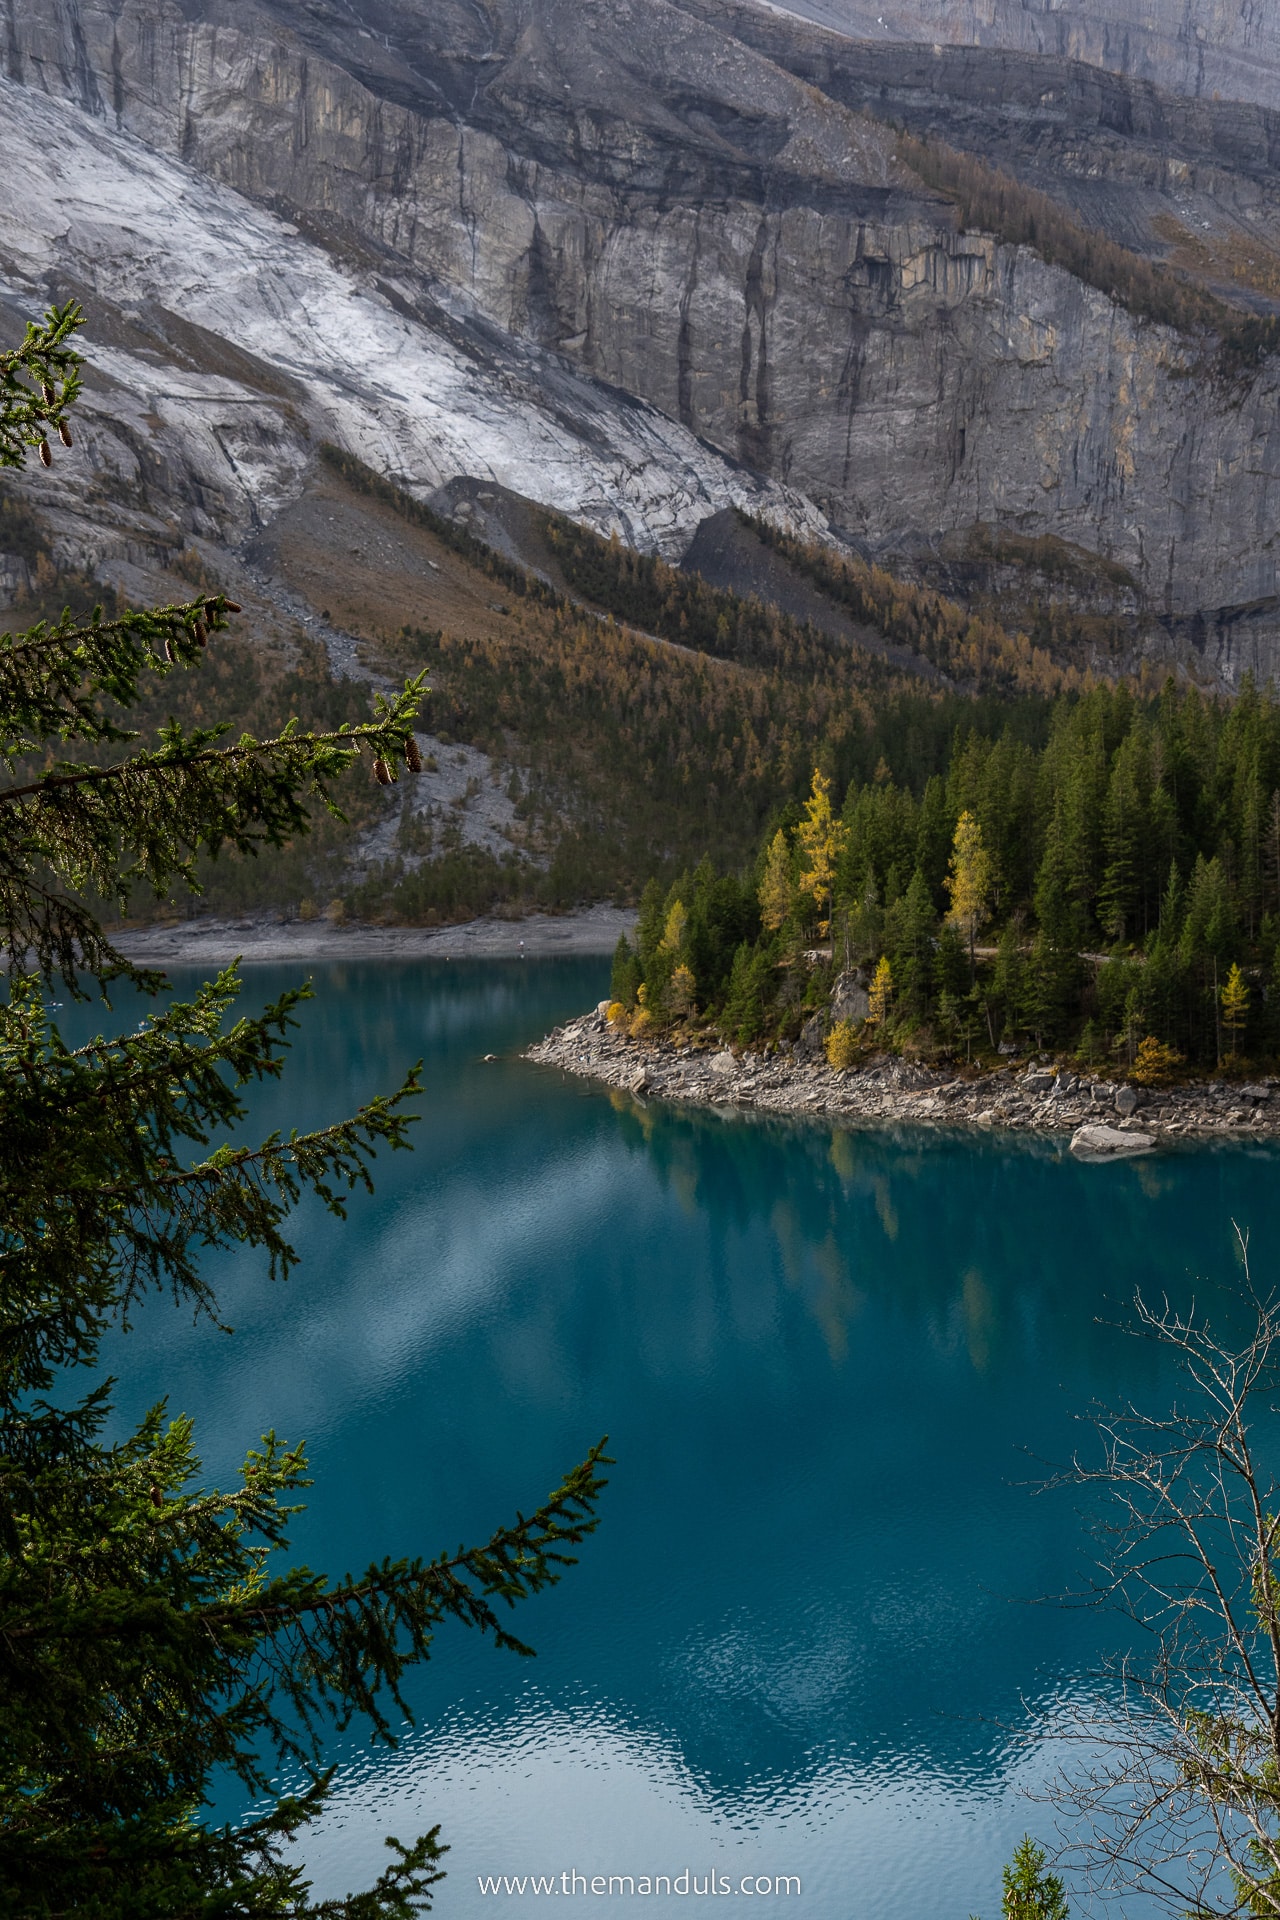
<box><xmin>527</xmin><ymin>1004</ymin><xmax>1280</xmax><ymax>1156</ymax></box>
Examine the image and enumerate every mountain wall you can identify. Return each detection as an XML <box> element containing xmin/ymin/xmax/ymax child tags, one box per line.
<box><xmin>10</xmin><ymin>0</ymin><xmax>1280</xmax><ymax>680</ymax></box>
<box><xmin>762</xmin><ymin>0</ymin><xmax>1280</xmax><ymax>116</ymax></box>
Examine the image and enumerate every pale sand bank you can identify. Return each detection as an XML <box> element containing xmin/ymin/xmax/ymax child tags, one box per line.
<box><xmin>111</xmin><ymin>904</ymin><xmax>635</xmax><ymax>967</ymax></box>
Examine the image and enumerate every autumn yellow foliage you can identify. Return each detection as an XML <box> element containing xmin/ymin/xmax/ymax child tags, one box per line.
<box><xmin>1133</xmin><ymin>1036</ymin><xmax>1185</xmax><ymax>1086</ymax></box>
<box><xmin>797</xmin><ymin>769</ymin><xmax>847</xmax><ymax>938</ymax></box>
<box><xmin>759</xmin><ymin>829</ymin><xmax>793</xmax><ymax>933</ymax></box>
<box><xmin>669</xmin><ymin>964</ymin><xmax>697</xmax><ymax>1017</ymax></box>
<box><xmin>868</xmin><ymin>955</ymin><xmax>893</xmax><ymax>1025</ymax></box>
<box><xmin>825</xmin><ymin>1020</ymin><xmax>858</xmax><ymax>1070</ymax></box>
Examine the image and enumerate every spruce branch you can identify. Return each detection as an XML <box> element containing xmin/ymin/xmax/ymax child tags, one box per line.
<box><xmin>0</xmin><ymin>593</ymin><xmax>244</xmax><ymax>757</ymax></box>
<box><xmin>0</xmin><ymin>303</ymin><xmax>83</xmax><ymax>469</ymax></box>
<box><xmin>0</xmin><ymin>968</ymin><xmax>422</xmax><ymax>1387</ymax></box>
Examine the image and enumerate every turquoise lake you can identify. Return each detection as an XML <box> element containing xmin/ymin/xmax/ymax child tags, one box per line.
<box><xmin>94</xmin><ymin>957</ymin><xmax>1280</xmax><ymax>1917</ymax></box>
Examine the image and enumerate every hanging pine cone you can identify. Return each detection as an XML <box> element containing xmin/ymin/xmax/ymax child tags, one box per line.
<box><xmin>223</xmin><ymin>600</ymin><xmax>242</xmax><ymax>613</ymax></box>
<box><xmin>163</xmin><ymin>635</ymin><xmax>175</xmax><ymax>664</ymax></box>
<box><xmin>57</xmin><ymin>421</ymin><xmax>72</xmax><ymax>448</ymax></box>
<box><xmin>373</xmin><ymin>756</ymin><xmax>395</xmax><ymax>786</ymax></box>
<box><xmin>404</xmin><ymin>734</ymin><xmax>423</xmax><ymax>773</ymax></box>
<box><xmin>205</xmin><ymin>599</ymin><xmax>220</xmax><ymax>623</ymax></box>
<box><xmin>193</xmin><ymin>618</ymin><xmax>208</xmax><ymax>647</ymax></box>
<box><xmin>38</xmin><ymin>440</ymin><xmax>51</xmax><ymax>467</ymax></box>
<box><xmin>149</xmin><ymin>1484</ymin><xmax>163</xmax><ymax>1509</ymax></box>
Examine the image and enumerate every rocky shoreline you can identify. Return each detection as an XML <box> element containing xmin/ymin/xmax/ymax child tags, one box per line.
<box><xmin>527</xmin><ymin>1005</ymin><xmax>1280</xmax><ymax>1155</ymax></box>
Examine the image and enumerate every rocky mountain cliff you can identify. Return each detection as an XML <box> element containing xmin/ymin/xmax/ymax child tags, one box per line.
<box><xmin>9</xmin><ymin>0</ymin><xmax>1280</xmax><ymax>682</ymax></box>
<box><xmin>766</xmin><ymin>0</ymin><xmax>1280</xmax><ymax>117</ymax></box>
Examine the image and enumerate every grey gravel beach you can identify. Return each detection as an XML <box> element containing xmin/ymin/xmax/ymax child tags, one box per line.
<box><xmin>111</xmin><ymin>904</ymin><xmax>636</xmax><ymax>966</ymax></box>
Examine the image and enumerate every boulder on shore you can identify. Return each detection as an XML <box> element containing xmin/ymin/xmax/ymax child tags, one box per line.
<box><xmin>1070</xmin><ymin>1123</ymin><xmax>1157</xmax><ymax>1160</ymax></box>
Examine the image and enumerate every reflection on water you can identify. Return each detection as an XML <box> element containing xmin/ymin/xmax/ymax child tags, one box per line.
<box><xmin>89</xmin><ymin>960</ymin><xmax>1280</xmax><ymax>1918</ymax></box>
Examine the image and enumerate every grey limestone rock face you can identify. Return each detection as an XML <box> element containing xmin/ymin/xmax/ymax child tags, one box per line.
<box><xmin>830</xmin><ymin>971</ymin><xmax>870</xmax><ymax>1025</ymax></box>
<box><xmin>763</xmin><ymin>0</ymin><xmax>1280</xmax><ymax>117</ymax></box>
<box><xmin>12</xmin><ymin>0</ymin><xmax>1280</xmax><ymax>677</ymax></box>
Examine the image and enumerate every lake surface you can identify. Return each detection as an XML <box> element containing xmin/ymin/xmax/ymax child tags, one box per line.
<box><xmin>93</xmin><ymin>958</ymin><xmax>1280</xmax><ymax>1918</ymax></box>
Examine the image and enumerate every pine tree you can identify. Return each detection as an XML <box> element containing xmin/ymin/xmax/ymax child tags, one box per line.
<box><xmin>1098</xmin><ymin>723</ymin><xmax>1152</xmax><ymax>944</ymax></box>
<box><xmin>999</xmin><ymin>1834</ymin><xmax>1069</xmax><ymax>1920</ymax></box>
<box><xmin>992</xmin><ymin>919</ymin><xmax>1025</xmax><ymax>1046</ymax></box>
<box><xmin>0</xmin><ymin>307</ymin><xmax>608</xmax><ymax>1917</ymax></box>
<box><xmin>611</xmin><ymin>931</ymin><xmax>642</xmax><ymax>1006</ymax></box>
<box><xmin>885</xmin><ymin>865</ymin><xmax>937</xmax><ymax>1013</ymax></box>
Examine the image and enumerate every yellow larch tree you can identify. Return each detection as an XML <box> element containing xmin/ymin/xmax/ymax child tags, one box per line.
<box><xmin>945</xmin><ymin>809</ymin><xmax>991</xmax><ymax>975</ymax></box>
<box><xmin>797</xmin><ymin>768</ymin><xmax>847</xmax><ymax>939</ymax></box>
<box><xmin>1221</xmin><ymin>962</ymin><xmax>1250</xmax><ymax>1061</ymax></box>
<box><xmin>869</xmin><ymin>955</ymin><xmax>893</xmax><ymax>1025</ymax></box>
<box><xmin>759</xmin><ymin>828</ymin><xmax>793</xmax><ymax>932</ymax></box>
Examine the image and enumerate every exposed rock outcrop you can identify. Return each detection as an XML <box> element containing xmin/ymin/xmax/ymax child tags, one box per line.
<box><xmin>10</xmin><ymin>0</ymin><xmax>1280</xmax><ymax>679</ymax></box>
<box><xmin>0</xmin><ymin>69</ymin><xmax>829</xmax><ymax>591</ymax></box>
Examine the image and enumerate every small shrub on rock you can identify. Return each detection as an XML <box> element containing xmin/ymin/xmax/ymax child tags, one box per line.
<box><xmin>1133</xmin><ymin>1035</ymin><xmax>1185</xmax><ymax>1086</ymax></box>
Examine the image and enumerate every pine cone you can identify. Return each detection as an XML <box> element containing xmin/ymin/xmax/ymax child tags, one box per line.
<box><xmin>38</xmin><ymin>440</ymin><xmax>51</xmax><ymax>467</ymax></box>
<box><xmin>373</xmin><ymin>756</ymin><xmax>395</xmax><ymax>785</ymax></box>
<box><xmin>193</xmin><ymin>619</ymin><xmax>208</xmax><ymax>647</ymax></box>
<box><xmin>58</xmin><ymin>421</ymin><xmax>72</xmax><ymax>448</ymax></box>
<box><xmin>404</xmin><ymin>735</ymin><xmax>423</xmax><ymax>773</ymax></box>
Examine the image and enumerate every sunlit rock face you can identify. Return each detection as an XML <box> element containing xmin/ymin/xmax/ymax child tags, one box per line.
<box><xmin>10</xmin><ymin>0</ymin><xmax>1280</xmax><ymax>680</ymax></box>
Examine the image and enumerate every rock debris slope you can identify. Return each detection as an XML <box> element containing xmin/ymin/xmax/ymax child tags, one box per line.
<box><xmin>10</xmin><ymin>0</ymin><xmax>1280</xmax><ymax>675</ymax></box>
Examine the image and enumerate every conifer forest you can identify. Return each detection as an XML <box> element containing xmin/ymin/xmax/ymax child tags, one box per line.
<box><xmin>611</xmin><ymin>681</ymin><xmax>1280</xmax><ymax>1073</ymax></box>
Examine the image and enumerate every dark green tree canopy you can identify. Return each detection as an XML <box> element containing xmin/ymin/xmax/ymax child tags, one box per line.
<box><xmin>0</xmin><ymin>305</ymin><xmax>607</xmax><ymax>1918</ymax></box>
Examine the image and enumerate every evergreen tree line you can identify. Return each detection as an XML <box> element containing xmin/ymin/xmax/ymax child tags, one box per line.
<box><xmin>612</xmin><ymin>679</ymin><xmax>1280</xmax><ymax>1073</ymax></box>
<box><xmin>895</xmin><ymin>129</ymin><xmax>1280</xmax><ymax>374</ymax></box>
